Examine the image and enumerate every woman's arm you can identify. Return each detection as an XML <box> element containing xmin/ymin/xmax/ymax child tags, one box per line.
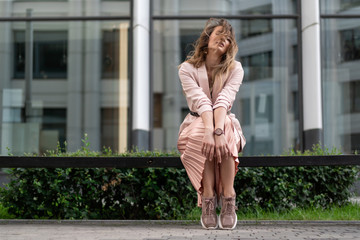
<box><xmin>179</xmin><ymin>63</ymin><xmax>215</xmax><ymax>160</ymax></box>
<box><xmin>214</xmin><ymin>107</ymin><xmax>231</xmax><ymax>160</ymax></box>
<box><xmin>213</xmin><ymin>63</ymin><xmax>244</xmax><ymax>112</ymax></box>
<box><xmin>179</xmin><ymin>63</ymin><xmax>213</xmax><ymax>115</ymax></box>
<box><xmin>201</xmin><ymin>111</ymin><xmax>215</xmax><ymax>160</ymax></box>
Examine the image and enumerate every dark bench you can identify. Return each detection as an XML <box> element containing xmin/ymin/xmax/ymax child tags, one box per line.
<box><xmin>0</xmin><ymin>155</ymin><xmax>360</xmax><ymax>168</ymax></box>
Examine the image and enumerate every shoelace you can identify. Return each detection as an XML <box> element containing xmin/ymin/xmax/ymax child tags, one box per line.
<box><xmin>203</xmin><ymin>198</ymin><xmax>215</xmax><ymax>216</ymax></box>
<box><xmin>222</xmin><ymin>198</ymin><xmax>238</xmax><ymax>215</ymax></box>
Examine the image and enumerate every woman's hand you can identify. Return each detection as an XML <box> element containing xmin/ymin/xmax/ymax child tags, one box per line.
<box><xmin>201</xmin><ymin>128</ymin><xmax>215</xmax><ymax>160</ymax></box>
<box><xmin>214</xmin><ymin>134</ymin><xmax>231</xmax><ymax>161</ymax></box>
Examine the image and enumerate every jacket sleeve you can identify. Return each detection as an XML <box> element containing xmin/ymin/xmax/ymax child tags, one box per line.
<box><xmin>179</xmin><ymin>63</ymin><xmax>213</xmax><ymax>115</ymax></box>
<box><xmin>213</xmin><ymin>63</ymin><xmax>244</xmax><ymax>111</ymax></box>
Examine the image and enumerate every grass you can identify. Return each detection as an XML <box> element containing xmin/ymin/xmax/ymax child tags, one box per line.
<box><xmin>0</xmin><ymin>203</ymin><xmax>15</xmax><ymax>219</ymax></box>
<box><xmin>1</xmin><ymin>201</ymin><xmax>360</xmax><ymax>220</ymax></box>
<box><xmin>184</xmin><ymin>203</ymin><xmax>360</xmax><ymax>221</ymax></box>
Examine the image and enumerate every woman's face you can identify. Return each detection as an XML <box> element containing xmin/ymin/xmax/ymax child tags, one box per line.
<box><xmin>207</xmin><ymin>26</ymin><xmax>231</xmax><ymax>56</ymax></box>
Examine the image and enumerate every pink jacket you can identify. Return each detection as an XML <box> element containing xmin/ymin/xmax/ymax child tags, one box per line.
<box><xmin>178</xmin><ymin>61</ymin><xmax>246</xmax><ymax>151</ymax></box>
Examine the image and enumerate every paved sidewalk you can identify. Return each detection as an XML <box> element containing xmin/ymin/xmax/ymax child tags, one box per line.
<box><xmin>0</xmin><ymin>220</ymin><xmax>360</xmax><ymax>240</ymax></box>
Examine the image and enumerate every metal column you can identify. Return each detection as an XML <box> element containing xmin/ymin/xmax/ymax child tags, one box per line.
<box><xmin>301</xmin><ymin>0</ymin><xmax>323</xmax><ymax>150</ymax></box>
<box><xmin>132</xmin><ymin>0</ymin><xmax>150</xmax><ymax>150</ymax></box>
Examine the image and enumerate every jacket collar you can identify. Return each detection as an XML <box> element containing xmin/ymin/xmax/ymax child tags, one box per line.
<box><xmin>198</xmin><ymin>63</ymin><xmax>225</xmax><ymax>102</ymax></box>
<box><xmin>197</xmin><ymin>64</ymin><xmax>211</xmax><ymax>99</ymax></box>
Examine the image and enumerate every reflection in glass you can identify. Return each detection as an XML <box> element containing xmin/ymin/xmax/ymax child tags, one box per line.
<box><xmin>13</xmin><ymin>31</ymin><xmax>68</xmax><ymax>79</ymax></box>
<box><xmin>102</xmin><ymin>29</ymin><xmax>120</xmax><ymax>79</ymax></box>
<box><xmin>321</xmin><ymin>0</ymin><xmax>360</xmax><ymax>14</ymax></box>
<box><xmin>340</xmin><ymin>28</ymin><xmax>360</xmax><ymax>62</ymax></box>
<box><xmin>153</xmin><ymin>19</ymin><xmax>299</xmax><ymax>155</ymax></box>
<box><xmin>7</xmin><ymin>0</ymin><xmax>130</xmax><ymax>17</ymax></box>
<box><xmin>322</xmin><ymin>18</ymin><xmax>360</xmax><ymax>153</ymax></box>
<box><xmin>241</xmin><ymin>19</ymin><xmax>272</xmax><ymax>39</ymax></box>
<box><xmin>153</xmin><ymin>0</ymin><xmax>298</xmax><ymax>16</ymax></box>
<box><xmin>0</xmin><ymin>21</ymin><xmax>130</xmax><ymax>155</ymax></box>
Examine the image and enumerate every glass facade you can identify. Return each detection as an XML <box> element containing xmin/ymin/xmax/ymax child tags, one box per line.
<box><xmin>0</xmin><ymin>0</ymin><xmax>130</xmax><ymax>155</ymax></box>
<box><xmin>321</xmin><ymin>16</ymin><xmax>360</xmax><ymax>153</ymax></box>
<box><xmin>152</xmin><ymin>1</ymin><xmax>300</xmax><ymax>155</ymax></box>
<box><xmin>321</xmin><ymin>0</ymin><xmax>360</xmax><ymax>153</ymax></box>
<box><xmin>153</xmin><ymin>0</ymin><xmax>297</xmax><ymax>15</ymax></box>
<box><xmin>1</xmin><ymin>0</ymin><xmax>360</xmax><ymax>156</ymax></box>
<box><xmin>320</xmin><ymin>0</ymin><xmax>360</xmax><ymax>14</ymax></box>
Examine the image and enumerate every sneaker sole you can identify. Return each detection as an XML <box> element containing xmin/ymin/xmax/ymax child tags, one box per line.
<box><xmin>200</xmin><ymin>217</ymin><xmax>219</xmax><ymax>230</ymax></box>
<box><xmin>218</xmin><ymin>214</ymin><xmax>237</xmax><ymax>230</ymax></box>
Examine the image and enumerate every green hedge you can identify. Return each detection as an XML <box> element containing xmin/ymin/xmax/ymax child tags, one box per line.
<box><xmin>0</xmin><ymin>144</ymin><xmax>359</xmax><ymax>219</ymax></box>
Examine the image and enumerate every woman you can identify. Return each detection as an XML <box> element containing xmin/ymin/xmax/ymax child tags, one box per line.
<box><xmin>177</xmin><ymin>18</ymin><xmax>246</xmax><ymax>230</ymax></box>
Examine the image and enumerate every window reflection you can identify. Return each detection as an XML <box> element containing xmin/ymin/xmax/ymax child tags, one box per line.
<box><xmin>340</xmin><ymin>0</ymin><xmax>360</xmax><ymax>11</ymax></box>
<box><xmin>13</xmin><ymin>31</ymin><xmax>68</xmax><ymax>79</ymax></box>
<box><xmin>154</xmin><ymin>18</ymin><xmax>298</xmax><ymax>155</ymax></box>
<box><xmin>342</xmin><ymin>81</ymin><xmax>360</xmax><ymax>113</ymax></box>
<box><xmin>153</xmin><ymin>0</ymin><xmax>298</xmax><ymax>15</ymax></box>
<box><xmin>322</xmin><ymin>18</ymin><xmax>360</xmax><ymax>154</ymax></box>
<box><xmin>321</xmin><ymin>0</ymin><xmax>360</xmax><ymax>14</ymax></box>
<box><xmin>241</xmin><ymin>19</ymin><xmax>272</xmax><ymax>39</ymax></box>
<box><xmin>242</xmin><ymin>52</ymin><xmax>273</xmax><ymax>81</ymax></box>
<box><xmin>102</xmin><ymin>29</ymin><xmax>120</xmax><ymax>79</ymax></box>
<box><xmin>340</xmin><ymin>28</ymin><xmax>360</xmax><ymax>62</ymax></box>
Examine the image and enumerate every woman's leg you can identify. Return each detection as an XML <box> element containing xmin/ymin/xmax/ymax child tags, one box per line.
<box><xmin>219</xmin><ymin>156</ymin><xmax>237</xmax><ymax>230</ymax></box>
<box><xmin>200</xmin><ymin>158</ymin><xmax>218</xmax><ymax>229</ymax></box>
<box><xmin>220</xmin><ymin>156</ymin><xmax>236</xmax><ymax>197</ymax></box>
<box><xmin>202</xmin><ymin>159</ymin><xmax>216</xmax><ymax>197</ymax></box>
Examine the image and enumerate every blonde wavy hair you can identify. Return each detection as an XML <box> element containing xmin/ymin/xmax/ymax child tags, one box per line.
<box><xmin>184</xmin><ymin>18</ymin><xmax>238</xmax><ymax>89</ymax></box>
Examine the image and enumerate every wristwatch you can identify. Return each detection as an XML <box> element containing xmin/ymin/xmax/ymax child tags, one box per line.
<box><xmin>214</xmin><ymin>128</ymin><xmax>224</xmax><ymax>136</ymax></box>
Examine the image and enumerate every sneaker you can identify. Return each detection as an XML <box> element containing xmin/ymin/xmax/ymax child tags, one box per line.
<box><xmin>200</xmin><ymin>195</ymin><xmax>218</xmax><ymax>229</ymax></box>
<box><xmin>219</xmin><ymin>194</ymin><xmax>238</xmax><ymax>230</ymax></box>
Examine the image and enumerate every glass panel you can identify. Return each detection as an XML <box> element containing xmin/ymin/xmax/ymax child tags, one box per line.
<box><xmin>14</xmin><ymin>31</ymin><xmax>68</xmax><ymax>79</ymax></box>
<box><xmin>0</xmin><ymin>0</ymin><xmax>130</xmax><ymax>17</ymax></box>
<box><xmin>153</xmin><ymin>19</ymin><xmax>299</xmax><ymax>155</ymax></box>
<box><xmin>0</xmin><ymin>20</ymin><xmax>130</xmax><ymax>155</ymax></box>
<box><xmin>321</xmin><ymin>18</ymin><xmax>360</xmax><ymax>153</ymax></box>
<box><xmin>321</xmin><ymin>0</ymin><xmax>360</xmax><ymax>14</ymax></box>
<box><xmin>153</xmin><ymin>0</ymin><xmax>298</xmax><ymax>16</ymax></box>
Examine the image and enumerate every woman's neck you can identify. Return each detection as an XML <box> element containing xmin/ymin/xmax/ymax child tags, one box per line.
<box><xmin>205</xmin><ymin>52</ymin><xmax>221</xmax><ymax>71</ymax></box>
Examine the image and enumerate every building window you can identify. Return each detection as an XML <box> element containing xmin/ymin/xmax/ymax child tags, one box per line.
<box><xmin>239</xmin><ymin>5</ymin><xmax>272</xmax><ymax>39</ymax></box>
<box><xmin>41</xmin><ymin>108</ymin><xmax>67</xmax><ymax>151</ymax></box>
<box><xmin>342</xmin><ymin>133</ymin><xmax>360</xmax><ymax>153</ymax></box>
<box><xmin>101</xmin><ymin>108</ymin><xmax>119</xmax><ymax>151</ymax></box>
<box><xmin>350</xmin><ymin>81</ymin><xmax>360</xmax><ymax>113</ymax></box>
<box><xmin>239</xmin><ymin>4</ymin><xmax>272</xmax><ymax>15</ymax></box>
<box><xmin>340</xmin><ymin>28</ymin><xmax>360</xmax><ymax>62</ymax></box>
<box><xmin>13</xmin><ymin>31</ymin><xmax>68</xmax><ymax>79</ymax></box>
<box><xmin>240</xmin><ymin>98</ymin><xmax>251</xmax><ymax>125</ymax></box>
<box><xmin>241</xmin><ymin>19</ymin><xmax>272</xmax><ymax>39</ymax></box>
<box><xmin>292</xmin><ymin>45</ymin><xmax>298</xmax><ymax>74</ymax></box>
<box><xmin>340</xmin><ymin>0</ymin><xmax>360</xmax><ymax>11</ymax></box>
<box><xmin>342</xmin><ymin>80</ymin><xmax>360</xmax><ymax>113</ymax></box>
<box><xmin>102</xmin><ymin>29</ymin><xmax>120</xmax><ymax>79</ymax></box>
<box><xmin>291</xmin><ymin>91</ymin><xmax>299</xmax><ymax>120</ymax></box>
<box><xmin>180</xmin><ymin>30</ymin><xmax>201</xmax><ymax>62</ymax></box>
<box><xmin>349</xmin><ymin>81</ymin><xmax>360</xmax><ymax>113</ymax></box>
<box><xmin>153</xmin><ymin>93</ymin><xmax>163</xmax><ymax>128</ymax></box>
<box><xmin>242</xmin><ymin>51</ymin><xmax>273</xmax><ymax>81</ymax></box>
<box><xmin>255</xmin><ymin>94</ymin><xmax>273</xmax><ymax>124</ymax></box>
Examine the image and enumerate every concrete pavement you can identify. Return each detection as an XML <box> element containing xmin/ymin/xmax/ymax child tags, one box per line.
<box><xmin>0</xmin><ymin>220</ymin><xmax>360</xmax><ymax>240</ymax></box>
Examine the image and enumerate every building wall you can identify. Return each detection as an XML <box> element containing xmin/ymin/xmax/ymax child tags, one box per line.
<box><xmin>0</xmin><ymin>0</ymin><xmax>360</xmax><ymax>155</ymax></box>
<box><xmin>0</xmin><ymin>0</ymin><xmax>130</xmax><ymax>155</ymax></box>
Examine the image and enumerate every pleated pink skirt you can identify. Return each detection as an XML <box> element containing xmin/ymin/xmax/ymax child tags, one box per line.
<box><xmin>177</xmin><ymin>116</ymin><xmax>240</xmax><ymax>207</ymax></box>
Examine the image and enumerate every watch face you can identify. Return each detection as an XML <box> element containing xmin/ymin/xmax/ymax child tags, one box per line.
<box><xmin>214</xmin><ymin>128</ymin><xmax>223</xmax><ymax>136</ymax></box>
